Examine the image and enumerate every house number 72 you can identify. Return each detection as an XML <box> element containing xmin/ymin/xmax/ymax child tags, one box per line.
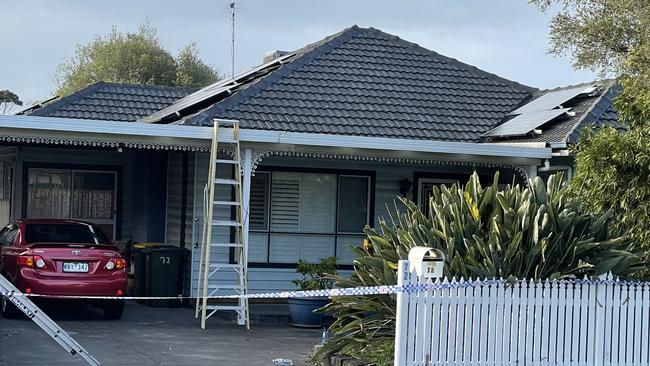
<box><xmin>160</xmin><ymin>256</ymin><xmax>171</xmax><ymax>264</ymax></box>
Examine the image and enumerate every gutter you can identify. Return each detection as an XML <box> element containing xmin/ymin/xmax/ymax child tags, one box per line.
<box><xmin>0</xmin><ymin>115</ymin><xmax>551</xmax><ymax>159</ymax></box>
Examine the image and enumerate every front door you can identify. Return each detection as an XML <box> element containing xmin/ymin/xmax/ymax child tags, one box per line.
<box><xmin>26</xmin><ymin>168</ymin><xmax>118</xmax><ymax>240</ymax></box>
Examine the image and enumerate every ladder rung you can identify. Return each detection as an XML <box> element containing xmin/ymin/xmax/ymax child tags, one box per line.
<box><xmin>205</xmin><ymin>305</ymin><xmax>246</xmax><ymax>311</ymax></box>
<box><xmin>207</xmin><ymin>284</ymin><xmax>246</xmax><ymax>290</ymax></box>
<box><xmin>214</xmin><ymin>159</ymin><xmax>238</xmax><ymax>164</ymax></box>
<box><xmin>211</xmin><ymin>243</ymin><xmax>244</xmax><ymax>248</ymax></box>
<box><xmin>212</xmin><ymin>220</ymin><xmax>242</xmax><ymax>227</ymax></box>
<box><xmin>216</xmin><ymin>137</ymin><xmax>237</xmax><ymax>144</ymax></box>
<box><xmin>209</xmin><ymin>263</ymin><xmax>244</xmax><ymax>269</ymax></box>
<box><xmin>213</xmin><ymin>200</ymin><xmax>240</xmax><ymax>206</ymax></box>
<box><xmin>213</xmin><ymin>178</ymin><xmax>239</xmax><ymax>185</ymax></box>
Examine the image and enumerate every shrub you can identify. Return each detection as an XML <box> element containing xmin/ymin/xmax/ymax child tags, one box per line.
<box><xmin>317</xmin><ymin>172</ymin><xmax>644</xmax><ymax>362</ymax></box>
<box><xmin>292</xmin><ymin>257</ymin><xmax>338</xmax><ymax>291</ymax></box>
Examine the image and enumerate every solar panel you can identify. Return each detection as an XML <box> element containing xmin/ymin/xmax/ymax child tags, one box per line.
<box><xmin>484</xmin><ymin>108</ymin><xmax>571</xmax><ymax>137</ymax></box>
<box><xmin>140</xmin><ymin>53</ymin><xmax>295</xmax><ymax>123</ymax></box>
<box><xmin>509</xmin><ymin>86</ymin><xmax>596</xmax><ymax>115</ymax></box>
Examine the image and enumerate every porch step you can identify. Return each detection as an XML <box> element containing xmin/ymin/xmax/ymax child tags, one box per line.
<box><xmin>213</xmin><ymin>178</ymin><xmax>239</xmax><ymax>185</ymax></box>
<box><xmin>213</xmin><ymin>200</ymin><xmax>240</xmax><ymax>206</ymax></box>
<box><xmin>211</xmin><ymin>220</ymin><xmax>242</xmax><ymax>227</ymax></box>
<box><xmin>211</xmin><ymin>242</ymin><xmax>244</xmax><ymax>248</ymax></box>
<box><xmin>214</xmin><ymin>159</ymin><xmax>238</xmax><ymax>164</ymax></box>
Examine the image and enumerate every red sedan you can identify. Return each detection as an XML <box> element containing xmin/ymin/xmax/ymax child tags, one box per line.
<box><xmin>0</xmin><ymin>219</ymin><xmax>126</xmax><ymax>319</ymax></box>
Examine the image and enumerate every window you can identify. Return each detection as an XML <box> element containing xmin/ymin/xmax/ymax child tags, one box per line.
<box><xmin>249</xmin><ymin>173</ymin><xmax>270</xmax><ymax>231</ymax></box>
<box><xmin>26</xmin><ymin>168</ymin><xmax>117</xmax><ymax>240</ymax></box>
<box><xmin>25</xmin><ymin>223</ymin><xmax>109</xmax><ymax>244</ymax></box>
<box><xmin>338</xmin><ymin>176</ymin><xmax>370</xmax><ymax>233</ymax></box>
<box><xmin>417</xmin><ymin>177</ymin><xmax>458</xmax><ymax>215</ymax></box>
<box><xmin>248</xmin><ymin>170</ymin><xmax>372</xmax><ymax>265</ymax></box>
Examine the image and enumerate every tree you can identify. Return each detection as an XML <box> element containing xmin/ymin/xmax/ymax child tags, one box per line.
<box><xmin>0</xmin><ymin>90</ymin><xmax>23</xmax><ymax>115</ymax></box>
<box><xmin>175</xmin><ymin>43</ymin><xmax>219</xmax><ymax>87</ymax></box>
<box><xmin>55</xmin><ymin>23</ymin><xmax>219</xmax><ymax>96</ymax></box>
<box><xmin>531</xmin><ymin>0</ymin><xmax>650</xmax><ymax>252</ymax></box>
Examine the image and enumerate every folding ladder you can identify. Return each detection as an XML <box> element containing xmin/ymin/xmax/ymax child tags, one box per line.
<box><xmin>195</xmin><ymin>119</ymin><xmax>249</xmax><ymax>329</ymax></box>
<box><xmin>0</xmin><ymin>274</ymin><xmax>100</xmax><ymax>366</ymax></box>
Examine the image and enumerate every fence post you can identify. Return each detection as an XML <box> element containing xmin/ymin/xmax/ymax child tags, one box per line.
<box><xmin>394</xmin><ymin>259</ymin><xmax>410</xmax><ymax>366</ymax></box>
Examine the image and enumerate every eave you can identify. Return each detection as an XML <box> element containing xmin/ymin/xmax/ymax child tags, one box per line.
<box><xmin>0</xmin><ymin>115</ymin><xmax>551</xmax><ymax>164</ymax></box>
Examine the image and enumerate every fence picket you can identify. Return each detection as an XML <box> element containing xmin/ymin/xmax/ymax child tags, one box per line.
<box><xmin>511</xmin><ymin>282</ymin><xmax>522</xmax><ymax>363</ymax></box>
<box><xmin>569</xmin><ymin>282</ymin><xmax>579</xmax><ymax>365</ymax></box>
<box><xmin>578</xmin><ymin>280</ymin><xmax>589</xmax><ymax>365</ymax></box>
<box><xmin>487</xmin><ymin>280</ymin><xmax>498</xmax><ymax>364</ymax></box>
<box><xmin>478</xmin><ymin>285</ymin><xmax>492</xmax><ymax>364</ymax></box>
<box><xmin>639</xmin><ymin>283</ymin><xmax>650</xmax><ymax>365</ymax></box>
<box><xmin>548</xmin><ymin>280</ymin><xmax>559</xmax><ymax>365</ymax></box>
<box><xmin>594</xmin><ymin>275</ymin><xmax>610</xmax><ymax>365</ymax></box>
<box><xmin>502</xmin><ymin>281</ymin><xmax>513</xmax><ymax>364</ymax></box>
<box><xmin>440</xmin><ymin>278</ymin><xmax>451</xmax><ymax>361</ymax></box>
<box><xmin>447</xmin><ymin>278</ymin><xmax>459</xmax><ymax>362</ymax></box>
<box><xmin>393</xmin><ymin>260</ymin><xmax>409</xmax><ymax>366</ymax></box>
<box><xmin>628</xmin><ymin>283</ymin><xmax>643</xmax><ymax>364</ymax></box>
<box><xmin>605</xmin><ymin>276</ymin><xmax>616</xmax><ymax>364</ymax></box>
<box><xmin>413</xmin><ymin>266</ymin><xmax>427</xmax><ymax>364</ymax></box>
<box><xmin>456</xmin><ymin>283</ymin><xmax>468</xmax><ymax>362</ymax></box>
<box><xmin>430</xmin><ymin>277</ymin><xmax>442</xmax><ymax>366</ymax></box>
<box><xmin>468</xmin><ymin>283</ymin><xmax>479</xmax><ymax>365</ymax></box>
<box><xmin>421</xmin><ymin>274</ymin><xmax>434</xmax><ymax>365</ymax></box>
<box><xmin>625</xmin><ymin>282</ymin><xmax>634</xmax><ymax>364</ymax></box>
<box><xmin>555</xmin><ymin>281</ymin><xmax>571</xmax><ymax>365</ymax></box>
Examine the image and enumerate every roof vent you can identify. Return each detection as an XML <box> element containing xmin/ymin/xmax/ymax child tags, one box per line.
<box><xmin>263</xmin><ymin>50</ymin><xmax>289</xmax><ymax>63</ymax></box>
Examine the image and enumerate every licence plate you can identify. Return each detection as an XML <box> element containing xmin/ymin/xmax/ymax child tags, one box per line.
<box><xmin>63</xmin><ymin>262</ymin><xmax>89</xmax><ymax>273</ymax></box>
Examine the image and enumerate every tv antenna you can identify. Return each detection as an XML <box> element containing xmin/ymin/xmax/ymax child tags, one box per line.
<box><xmin>228</xmin><ymin>1</ymin><xmax>236</xmax><ymax>80</ymax></box>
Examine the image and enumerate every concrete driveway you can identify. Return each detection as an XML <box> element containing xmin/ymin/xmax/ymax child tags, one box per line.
<box><xmin>0</xmin><ymin>302</ymin><xmax>321</xmax><ymax>366</ymax></box>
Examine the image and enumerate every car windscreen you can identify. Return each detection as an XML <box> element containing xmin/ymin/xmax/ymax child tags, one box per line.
<box><xmin>25</xmin><ymin>223</ymin><xmax>109</xmax><ymax>244</ymax></box>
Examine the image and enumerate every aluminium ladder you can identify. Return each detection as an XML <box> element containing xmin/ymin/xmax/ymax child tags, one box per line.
<box><xmin>0</xmin><ymin>274</ymin><xmax>100</xmax><ymax>366</ymax></box>
<box><xmin>194</xmin><ymin>119</ymin><xmax>250</xmax><ymax>329</ymax></box>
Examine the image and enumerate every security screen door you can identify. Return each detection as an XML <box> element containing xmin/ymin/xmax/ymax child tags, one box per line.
<box><xmin>26</xmin><ymin>168</ymin><xmax>117</xmax><ymax>241</ymax></box>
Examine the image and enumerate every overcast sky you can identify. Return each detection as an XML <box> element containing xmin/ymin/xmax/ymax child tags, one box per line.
<box><xmin>1</xmin><ymin>0</ymin><xmax>596</xmax><ymax>106</ymax></box>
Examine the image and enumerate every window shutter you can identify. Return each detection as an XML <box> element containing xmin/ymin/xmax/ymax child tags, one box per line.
<box><xmin>249</xmin><ymin>174</ymin><xmax>269</xmax><ymax>230</ymax></box>
<box><xmin>270</xmin><ymin>177</ymin><xmax>301</xmax><ymax>231</ymax></box>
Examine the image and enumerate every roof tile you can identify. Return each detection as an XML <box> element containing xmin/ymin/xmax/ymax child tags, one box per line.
<box><xmin>23</xmin><ymin>82</ymin><xmax>197</xmax><ymax>122</ymax></box>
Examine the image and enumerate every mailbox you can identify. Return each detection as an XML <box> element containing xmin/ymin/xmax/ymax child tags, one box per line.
<box><xmin>408</xmin><ymin>246</ymin><xmax>445</xmax><ymax>279</ymax></box>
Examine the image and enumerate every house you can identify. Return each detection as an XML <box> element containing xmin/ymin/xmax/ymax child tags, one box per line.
<box><xmin>0</xmin><ymin>26</ymin><xmax>621</xmax><ymax>296</ymax></box>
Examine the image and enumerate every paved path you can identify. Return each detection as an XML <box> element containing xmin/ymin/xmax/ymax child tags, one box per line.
<box><xmin>0</xmin><ymin>302</ymin><xmax>321</xmax><ymax>365</ymax></box>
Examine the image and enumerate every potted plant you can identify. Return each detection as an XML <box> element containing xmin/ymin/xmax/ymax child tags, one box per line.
<box><xmin>288</xmin><ymin>257</ymin><xmax>337</xmax><ymax>328</ymax></box>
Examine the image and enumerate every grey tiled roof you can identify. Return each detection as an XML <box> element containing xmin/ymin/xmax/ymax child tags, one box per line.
<box><xmin>178</xmin><ymin>26</ymin><xmax>535</xmax><ymax>142</ymax></box>
<box><xmin>22</xmin><ymin>82</ymin><xmax>197</xmax><ymax>122</ymax></box>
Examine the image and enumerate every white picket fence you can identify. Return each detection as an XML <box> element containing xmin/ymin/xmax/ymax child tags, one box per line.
<box><xmin>394</xmin><ymin>259</ymin><xmax>650</xmax><ymax>366</ymax></box>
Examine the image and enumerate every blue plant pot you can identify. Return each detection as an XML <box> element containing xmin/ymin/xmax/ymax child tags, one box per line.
<box><xmin>288</xmin><ymin>297</ymin><xmax>329</xmax><ymax>328</ymax></box>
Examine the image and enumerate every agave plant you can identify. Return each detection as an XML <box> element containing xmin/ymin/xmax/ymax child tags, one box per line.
<box><xmin>316</xmin><ymin>171</ymin><xmax>645</xmax><ymax>364</ymax></box>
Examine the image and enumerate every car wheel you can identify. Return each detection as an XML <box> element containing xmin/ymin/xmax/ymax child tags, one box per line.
<box><xmin>1</xmin><ymin>296</ymin><xmax>22</xmax><ymax>319</ymax></box>
<box><xmin>103</xmin><ymin>300</ymin><xmax>124</xmax><ymax>320</ymax></box>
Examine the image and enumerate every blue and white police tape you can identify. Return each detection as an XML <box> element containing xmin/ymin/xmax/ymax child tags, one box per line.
<box><xmin>0</xmin><ymin>277</ymin><xmax>640</xmax><ymax>301</ymax></box>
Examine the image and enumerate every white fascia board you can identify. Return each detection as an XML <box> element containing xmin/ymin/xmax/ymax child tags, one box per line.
<box><xmin>0</xmin><ymin>115</ymin><xmax>551</xmax><ymax>159</ymax></box>
<box><xmin>242</xmin><ymin>130</ymin><xmax>551</xmax><ymax>159</ymax></box>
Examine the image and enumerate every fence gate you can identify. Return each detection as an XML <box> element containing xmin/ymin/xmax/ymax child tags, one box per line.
<box><xmin>394</xmin><ymin>251</ymin><xmax>650</xmax><ymax>366</ymax></box>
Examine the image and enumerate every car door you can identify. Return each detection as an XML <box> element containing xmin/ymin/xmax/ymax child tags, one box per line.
<box><xmin>0</xmin><ymin>224</ymin><xmax>19</xmax><ymax>280</ymax></box>
<box><xmin>0</xmin><ymin>225</ymin><xmax>9</xmax><ymax>273</ymax></box>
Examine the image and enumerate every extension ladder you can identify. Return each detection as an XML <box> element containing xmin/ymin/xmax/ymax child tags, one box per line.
<box><xmin>0</xmin><ymin>274</ymin><xmax>100</xmax><ymax>365</ymax></box>
<box><xmin>194</xmin><ymin>119</ymin><xmax>250</xmax><ymax>329</ymax></box>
